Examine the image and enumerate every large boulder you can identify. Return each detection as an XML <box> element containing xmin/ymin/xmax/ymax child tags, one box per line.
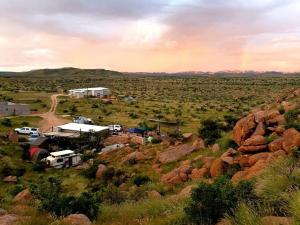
<box><xmin>0</xmin><ymin>214</ymin><xmax>20</xmax><ymax>225</ymax></box>
<box><xmin>95</xmin><ymin>164</ymin><xmax>108</xmax><ymax>180</ymax></box>
<box><xmin>202</xmin><ymin>157</ymin><xmax>215</xmax><ymax>169</ymax></box>
<box><xmin>282</xmin><ymin>128</ymin><xmax>300</xmax><ymax>153</ymax></box>
<box><xmin>243</xmin><ymin>135</ymin><xmax>267</xmax><ymax>146</ymax></box>
<box><xmin>147</xmin><ymin>190</ymin><xmax>161</xmax><ymax>198</ymax></box>
<box><xmin>182</xmin><ymin>133</ymin><xmax>194</xmax><ymax>141</ymax></box>
<box><xmin>235</xmin><ymin>155</ymin><xmax>250</xmax><ymax>168</ymax></box>
<box><xmin>189</xmin><ymin>168</ymin><xmax>208</xmax><ymax>180</ymax></box>
<box><xmin>192</xmin><ymin>138</ymin><xmax>205</xmax><ymax>150</ymax></box>
<box><xmin>269</xmin><ymin>138</ymin><xmax>284</xmax><ymax>152</ymax></box>
<box><xmin>161</xmin><ymin>164</ymin><xmax>193</xmax><ymax>185</ymax></box>
<box><xmin>244</xmin><ymin>159</ymin><xmax>267</xmax><ymax>180</ymax></box>
<box><xmin>130</xmin><ymin>135</ymin><xmax>145</xmax><ymax>145</ymax></box>
<box><xmin>121</xmin><ymin>151</ymin><xmax>146</xmax><ymax>164</ymax></box>
<box><xmin>210</xmin><ymin>158</ymin><xmax>227</xmax><ymax>178</ymax></box>
<box><xmin>61</xmin><ymin>214</ymin><xmax>92</xmax><ymax>225</ymax></box>
<box><xmin>8</xmin><ymin>131</ymin><xmax>18</xmax><ymax>143</ymax></box>
<box><xmin>238</xmin><ymin>145</ymin><xmax>268</xmax><ymax>153</ymax></box>
<box><xmin>13</xmin><ymin>189</ymin><xmax>33</xmax><ymax>204</ymax></box>
<box><xmin>232</xmin><ymin>159</ymin><xmax>267</xmax><ymax>182</ymax></box>
<box><xmin>231</xmin><ymin>171</ymin><xmax>248</xmax><ymax>183</ymax></box>
<box><xmin>281</xmin><ymin>101</ymin><xmax>297</xmax><ymax>112</ymax></box>
<box><xmin>104</xmin><ymin>134</ymin><xmax>130</xmax><ymax>145</ymax></box>
<box><xmin>254</xmin><ymin>111</ymin><xmax>268</xmax><ymax>123</ymax></box>
<box><xmin>0</xmin><ymin>209</ymin><xmax>7</xmax><ymax>216</ymax></box>
<box><xmin>232</xmin><ymin>114</ymin><xmax>256</xmax><ymax>146</ymax></box>
<box><xmin>3</xmin><ymin>176</ymin><xmax>17</xmax><ymax>183</ymax></box>
<box><xmin>211</xmin><ymin>143</ymin><xmax>220</xmax><ymax>153</ymax></box>
<box><xmin>157</xmin><ymin>144</ymin><xmax>196</xmax><ymax>164</ymax></box>
<box><xmin>220</xmin><ymin>149</ymin><xmax>237</xmax><ymax>165</ymax></box>
<box><xmin>252</xmin><ymin>122</ymin><xmax>265</xmax><ymax>136</ymax></box>
<box><xmin>248</xmin><ymin>152</ymin><xmax>271</xmax><ymax>166</ymax></box>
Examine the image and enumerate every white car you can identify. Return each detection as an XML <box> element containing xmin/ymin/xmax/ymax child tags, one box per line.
<box><xmin>109</xmin><ymin>124</ymin><xmax>122</xmax><ymax>133</ymax></box>
<box><xmin>14</xmin><ymin>127</ymin><xmax>40</xmax><ymax>135</ymax></box>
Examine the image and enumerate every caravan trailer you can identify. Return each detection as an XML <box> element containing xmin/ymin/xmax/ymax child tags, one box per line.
<box><xmin>43</xmin><ymin>150</ymin><xmax>81</xmax><ymax>168</ymax></box>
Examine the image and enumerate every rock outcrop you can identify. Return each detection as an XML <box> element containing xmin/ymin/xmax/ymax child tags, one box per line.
<box><xmin>62</xmin><ymin>214</ymin><xmax>92</xmax><ymax>225</ymax></box>
<box><xmin>161</xmin><ymin>164</ymin><xmax>193</xmax><ymax>185</ymax></box>
<box><xmin>95</xmin><ymin>164</ymin><xmax>108</xmax><ymax>180</ymax></box>
<box><xmin>13</xmin><ymin>189</ymin><xmax>33</xmax><ymax>204</ymax></box>
<box><xmin>157</xmin><ymin>144</ymin><xmax>196</xmax><ymax>164</ymax></box>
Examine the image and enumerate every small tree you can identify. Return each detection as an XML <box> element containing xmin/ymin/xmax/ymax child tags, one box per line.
<box><xmin>185</xmin><ymin>176</ymin><xmax>257</xmax><ymax>225</ymax></box>
<box><xmin>30</xmin><ymin>177</ymin><xmax>100</xmax><ymax>220</ymax></box>
<box><xmin>198</xmin><ymin>119</ymin><xmax>222</xmax><ymax>145</ymax></box>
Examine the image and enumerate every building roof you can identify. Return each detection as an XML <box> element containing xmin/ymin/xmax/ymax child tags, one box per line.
<box><xmin>69</xmin><ymin>87</ymin><xmax>109</xmax><ymax>92</ymax></box>
<box><xmin>0</xmin><ymin>102</ymin><xmax>29</xmax><ymax>106</ymax></box>
<box><xmin>50</xmin><ymin>150</ymin><xmax>74</xmax><ymax>157</ymax></box>
<box><xmin>56</xmin><ymin>123</ymin><xmax>109</xmax><ymax>133</ymax></box>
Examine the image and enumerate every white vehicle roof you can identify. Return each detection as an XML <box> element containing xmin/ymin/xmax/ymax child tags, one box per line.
<box><xmin>56</xmin><ymin>123</ymin><xmax>109</xmax><ymax>133</ymax></box>
<box><xmin>50</xmin><ymin>150</ymin><xmax>74</xmax><ymax>157</ymax></box>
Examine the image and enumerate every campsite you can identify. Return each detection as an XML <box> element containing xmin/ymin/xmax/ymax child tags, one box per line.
<box><xmin>1</xmin><ymin>70</ymin><xmax>300</xmax><ymax>225</ymax></box>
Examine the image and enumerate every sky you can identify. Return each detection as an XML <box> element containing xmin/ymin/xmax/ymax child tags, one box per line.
<box><xmin>0</xmin><ymin>0</ymin><xmax>300</xmax><ymax>72</ymax></box>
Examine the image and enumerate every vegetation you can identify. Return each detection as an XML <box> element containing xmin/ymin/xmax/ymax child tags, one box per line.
<box><xmin>185</xmin><ymin>177</ymin><xmax>257</xmax><ymax>225</ymax></box>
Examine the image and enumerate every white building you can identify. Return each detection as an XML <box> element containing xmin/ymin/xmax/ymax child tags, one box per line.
<box><xmin>68</xmin><ymin>87</ymin><xmax>111</xmax><ymax>98</ymax></box>
<box><xmin>55</xmin><ymin>123</ymin><xmax>109</xmax><ymax>134</ymax></box>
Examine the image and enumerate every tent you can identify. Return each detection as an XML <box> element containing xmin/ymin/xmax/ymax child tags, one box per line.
<box><xmin>128</xmin><ymin>128</ymin><xmax>143</xmax><ymax>134</ymax></box>
<box><xmin>29</xmin><ymin>147</ymin><xmax>49</xmax><ymax>162</ymax></box>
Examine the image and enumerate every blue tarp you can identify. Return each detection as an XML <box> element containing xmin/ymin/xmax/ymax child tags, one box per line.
<box><xmin>128</xmin><ymin>128</ymin><xmax>143</xmax><ymax>134</ymax></box>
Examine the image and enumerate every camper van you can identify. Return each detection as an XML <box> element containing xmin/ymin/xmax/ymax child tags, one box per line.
<box><xmin>42</xmin><ymin>150</ymin><xmax>81</xmax><ymax>168</ymax></box>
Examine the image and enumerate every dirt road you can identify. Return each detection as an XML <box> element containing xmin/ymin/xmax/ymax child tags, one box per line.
<box><xmin>37</xmin><ymin>94</ymin><xmax>70</xmax><ymax>132</ymax></box>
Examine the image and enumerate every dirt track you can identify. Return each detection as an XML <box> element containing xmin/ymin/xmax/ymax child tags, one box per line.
<box><xmin>37</xmin><ymin>94</ymin><xmax>70</xmax><ymax>132</ymax></box>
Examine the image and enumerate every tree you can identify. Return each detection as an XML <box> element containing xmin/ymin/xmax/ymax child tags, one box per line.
<box><xmin>185</xmin><ymin>177</ymin><xmax>257</xmax><ymax>225</ymax></box>
<box><xmin>30</xmin><ymin>177</ymin><xmax>100</xmax><ymax>220</ymax></box>
<box><xmin>198</xmin><ymin>119</ymin><xmax>222</xmax><ymax>145</ymax></box>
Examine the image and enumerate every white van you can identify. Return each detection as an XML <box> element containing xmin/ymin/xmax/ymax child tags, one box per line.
<box><xmin>42</xmin><ymin>150</ymin><xmax>81</xmax><ymax>168</ymax></box>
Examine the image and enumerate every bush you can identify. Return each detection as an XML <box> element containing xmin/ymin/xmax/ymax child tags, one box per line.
<box><xmin>30</xmin><ymin>177</ymin><xmax>100</xmax><ymax>220</ymax></box>
<box><xmin>98</xmin><ymin>184</ymin><xmax>126</xmax><ymax>204</ymax></box>
<box><xmin>1</xmin><ymin>118</ymin><xmax>12</xmax><ymax>127</ymax></box>
<box><xmin>133</xmin><ymin>175</ymin><xmax>151</xmax><ymax>186</ymax></box>
<box><xmin>198</xmin><ymin>119</ymin><xmax>222</xmax><ymax>145</ymax></box>
<box><xmin>185</xmin><ymin>176</ymin><xmax>257</xmax><ymax>225</ymax></box>
<box><xmin>284</xmin><ymin>110</ymin><xmax>300</xmax><ymax>130</ymax></box>
<box><xmin>33</xmin><ymin>163</ymin><xmax>46</xmax><ymax>172</ymax></box>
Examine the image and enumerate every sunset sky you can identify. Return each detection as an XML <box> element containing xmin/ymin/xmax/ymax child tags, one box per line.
<box><xmin>0</xmin><ymin>0</ymin><xmax>300</xmax><ymax>72</ymax></box>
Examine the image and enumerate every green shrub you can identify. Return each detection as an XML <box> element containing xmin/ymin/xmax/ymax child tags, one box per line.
<box><xmin>98</xmin><ymin>184</ymin><xmax>126</xmax><ymax>204</ymax></box>
<box><xmin>185</xmin><ymin>177</ymin><xmax>257</xmax><ymax>225</ymax></box>
<box><xmin>284</xmin><ymin>110</ymin><xmax>300</xmax><ymax>130</ymax></box>
<box><xmin>228</xmin><ymin>203</ymin><xmax>262</xmax><ymax>225</ymax></box>
<box><xmin>30</xmin><ymin>177</ymin><xmax>100</xmax><ymax>220</ymax></box>
<box><xmin>198</xmin><ymin>119</ymin><xmax>222</xmax><ymax>145</ymax></box>
<box><xmin>134</xmin><ymin>175</ymin><xmax>151</xmax><ymax>186</ymax></box>
<box><xmin>1</xmin><ymin>118</ymin><xmax>12</xmax><ymax>127</ymax></box>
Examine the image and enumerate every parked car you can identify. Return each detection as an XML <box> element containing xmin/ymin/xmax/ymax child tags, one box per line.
<box><xmin>14</xmin><ymin>127</ymin><xmax>40</xmax><ymax>135</ymax></box>
<box><xmin>109</xmin><ymin>124</ymin><xmax>122</xmax><ymax>133</ymax></box>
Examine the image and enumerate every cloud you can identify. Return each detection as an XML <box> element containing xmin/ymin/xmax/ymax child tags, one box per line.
<box><xmin>0</xmin><ymin>0</ymin><xmax>300</xmax><ymax>72</ymax></box>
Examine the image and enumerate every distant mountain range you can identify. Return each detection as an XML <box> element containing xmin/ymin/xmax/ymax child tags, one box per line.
<box><xmin>1</xmin><ymin>67</ymin><xmax>300</xmax><ymax>78</ymax></box>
